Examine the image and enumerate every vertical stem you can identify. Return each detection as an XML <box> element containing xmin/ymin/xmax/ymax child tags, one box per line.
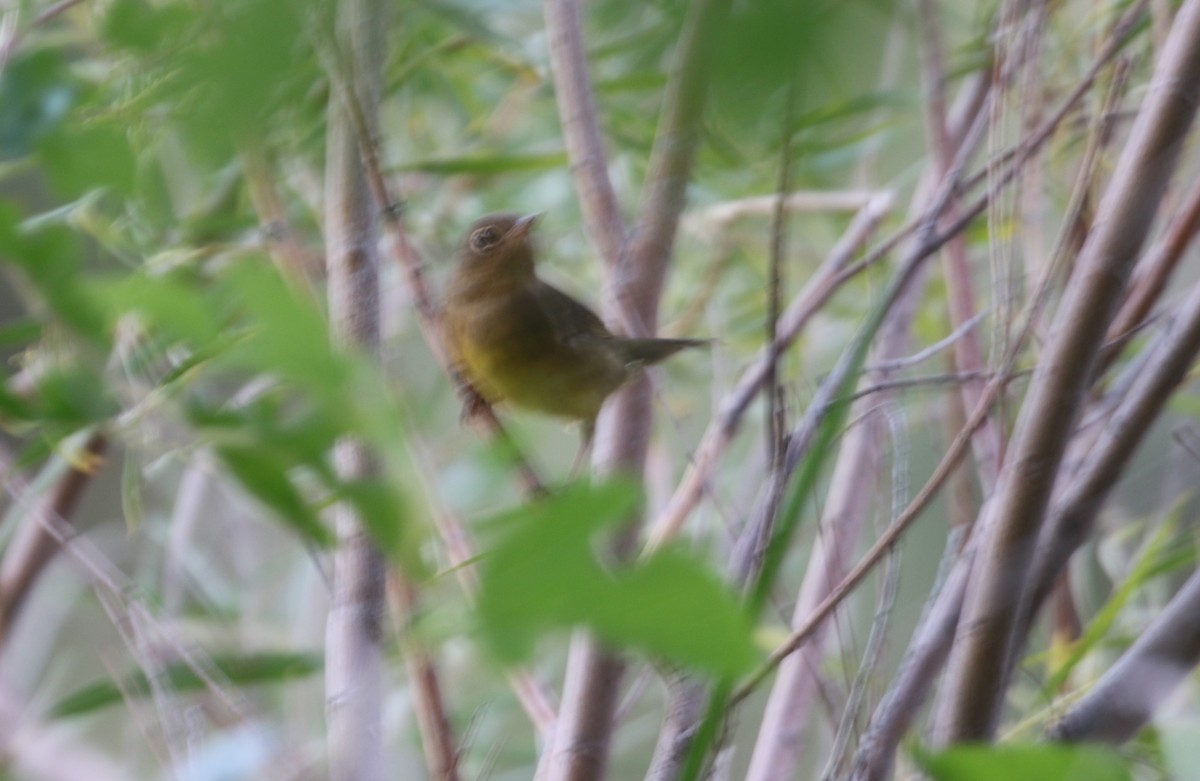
<box><xmin>939</xmin><ymin>0</ymin><xmax>1200</xmax><ymax>742</ymax></box>
<box><xmin>544</xmin><ymin>0</ymin><xmax>626</xmax><ymax>268</ymax></box>
<box><xmin>323</xmin><ymin>0</ymin><xmax>388</xmax><ymax>778</ymax></box>
<box><xmin>543</xmin><ymin>1</ymin><xmax>731</xmax><ymax>779</ymax></box>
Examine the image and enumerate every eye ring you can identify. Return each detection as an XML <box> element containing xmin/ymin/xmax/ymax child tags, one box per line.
<box><xmin>470</xmin><ymin>226</ymin><xmax>500</xmax><ymax>253</ymax></box>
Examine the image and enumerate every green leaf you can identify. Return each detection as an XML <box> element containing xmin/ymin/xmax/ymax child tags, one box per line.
<box><xmin>1044</xmin><ymin>507</ymin><xmax>1196</xmax><ymax>692</ymax></box>
<box><xmin>216</xmin><ymin>261</ymin><xmax>350</xmax><ymax>400</ymax></box>
<box><xmin>477</xmin><ymin>481</ymin><xmax>758</xmax><ymax>678</ymax></box>
<box><xmin>914</xmin><ymin>744</ymin><xmax>1133</xmax><ymax>781</ymax></box>
<box><xmin>0</xmin><ymin>202</ymin><xmax>107</xmax><ymax>343</ymax></box>
<box><xmin>0</xmin><ymin>318</ymin><xmax>42</xmax><ymax>348</ymax></box>
<box><xmin>50</xmin><ymin>651</ymin><xmax>322</xmax><ymax>718</ymax></box>
<box><xmin>34</xmin><ymin>366</ymin><xmax>120</xmax><ymax>427</ymax></box>
<box><xmin>0</xmin><ymin>50</ymin><xmax>78</xmax><ymax>159</ymax></box>
<box><xmin>173</xmin><ymin>0</ymin><xmax>318</xmax><ymax>163</ymax></box>
<box><xmin>101</xmin><ymin>0</ymin><xmax>194</xmax><ymax>54</ymax></box>
<box><xmin>216</xmin><ymin>445</ymin><xmax>333</xmax><ymax>547</ymax></box>
<box><xmin>395</xmin><ymin>151</ymin><xmax>567</xmax><ymax>176</ymax></box>
<box><xmin>339</xmin><ymin>478</ymin><xmax>424</xmax><ymax>575</ymax></box>
<box><xmin>37</xmin><ymin>122</ymin><xmax>138</xmax><ymax>199</ymax></box>
<box><xmin>94</xmin><ymin>271</ymin><xmax>225</xmax><ymax>347</ymax></box>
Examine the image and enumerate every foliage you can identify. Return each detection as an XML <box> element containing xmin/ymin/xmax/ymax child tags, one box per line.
<box><xmin>0</xmin><ymin>0</ymin><xmax>1198</xmax><ymax>779</ymax></box>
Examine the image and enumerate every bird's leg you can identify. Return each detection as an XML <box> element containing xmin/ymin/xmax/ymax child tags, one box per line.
<box><xmin>568</xmin><ymin>418</ymin><xmax>596</xmax><ymax>480</ymax></box>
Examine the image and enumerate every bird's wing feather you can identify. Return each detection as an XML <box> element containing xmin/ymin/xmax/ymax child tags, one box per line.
<box><xmin>533</xmin><ymin>280</ymin><xmax>613</xmax><ymax>346</ymax></box>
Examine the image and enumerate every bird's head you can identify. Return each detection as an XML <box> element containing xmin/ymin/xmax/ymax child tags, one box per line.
<box><xmin>457</xmin><ymin>212</ymin><xmax>541</xmax><ymax>280</ymax></box>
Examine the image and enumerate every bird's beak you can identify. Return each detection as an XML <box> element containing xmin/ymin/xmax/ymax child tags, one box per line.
<box><xmin>507</xmin><ymin>212</ymin><xmax>541</xmax><ymax>241</ymax></box>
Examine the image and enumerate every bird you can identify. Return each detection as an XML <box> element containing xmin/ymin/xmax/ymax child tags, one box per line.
<box><xmin>443</xmin><ymin>212</ymin><xmax>705</xmax><ymax>465</ymax></box>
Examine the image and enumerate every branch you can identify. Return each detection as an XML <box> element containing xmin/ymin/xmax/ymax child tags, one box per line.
<box><xmin>389</xmin><ymin>574</ymin><xmax>460</xmax><ymax>781</ymax></box>
<box><xmin>544</xmin><ymin>0</ymin><xmax>625</xmax><ymax>267</ymax></box>
<box><xmin>1023</xmin><ymin>229</ymin><xmax>1200</xmax><ymax>647</ymax></box>
<box><xmin>323</xmin><ymin>23</ymin><xmax>548</xmax><ymax>499</ymax></box>
<box><xmin>644</xmin><ymin>194</ymin><xmax>894</xmax><ymax>551</ymax></box>
<box><xmin>845</xmin><ymin>37</ymin><xmax>1131</xmax><ymax>769</ymax></box>
<box><xmin>541</xmin><ymin>0</ymin><xmax>732</xmax><ymax>779</ymax></box>
<box><xmin>1048</xmin><ymin>568</ymin><xmax>1200</xmax><ymax>742</ymax></box>
<box><xmin>939</xmin><ymin>0</ymin><xmax>1200</xmax><ymax>742</ymax></box>
<box><xmin>323</xmin><ymin>1</ymin><xmax>388</xmax><ymax>778</ymax></box>
<box><xmin>0</xmin><ymin>431</ymin><xmax>107</xmax><ymax>646</ymax></box>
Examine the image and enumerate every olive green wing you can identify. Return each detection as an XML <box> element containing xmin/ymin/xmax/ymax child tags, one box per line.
<box><xmin>533</xmin><ymin>280</ymin><xmax>614</xmax><ymax>346</ymax></box>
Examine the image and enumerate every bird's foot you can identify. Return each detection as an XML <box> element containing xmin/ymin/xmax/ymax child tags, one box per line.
<box><xmin>458</xmin><ymin>383</ymin><xmax>493</xmax><ymax>425</ymax></box>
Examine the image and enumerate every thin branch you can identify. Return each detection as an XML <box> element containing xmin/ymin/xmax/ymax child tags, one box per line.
<box><xmin>1023</xmin><ymin>233</ymin><xmax>1200</xmax><ymax>648</ymax></box>
<box><xmin>406</xmin><ymin>432</ymin><xmax>558</xmax><ymax>736</ymax></box>
<box><xmin>742</xmin><ymin>411</ymin><xmax>885</xmax><ymax>781</ymax></box>
<box><xmin>389</xmin><ymin>573</ymin><xmax>461</xmax><ymax>781</ymax></box>
<box><xmin>844</xmin><ymin>46</ymin><xmax>1129</xmax><ymax>771</ymax></box>
<box><xmin>866</xmin><ymin>311</ymin><xmax>988</xmax><ymax>373</ymax></box>
<box><xmin>321</xmin><ymin>28</ymin><xmax>548</xmax><ymax>499</ymax></box>
<box><xmin>939</xmin><ymin>0</ymin><xmax>1200</xmax><ymax>742</ymax></box>
<box><xmin>1106</xmin><ymin>171</ymin><xmax>1200</xmax><ymax>355</ymax></box>
<box><xmin>1048</xmin><ymin>567</ymin><xmax>1200</xmax><ymax>743</ymax></box>
<box><xmin>644</xmin><ymin>194</ymin><xmax>894</xmax><ymax>551</ymax></box>
<box><xmin>918</xmin><ymin>0</ymin><xmax>1005</xmax><ymax>494</ymax></box>
<box><xmin>818</xmin><ymin>539</ymin><xmax>902</xmax><ymax>781</ymax></box>
<box><xmin>544</xmin><ymin>0</ymin><xmax>625</xmax><ymax>268</ymax></box>
<box><xmin>688</xmin><ymin>190</ymin><xmax>889</xmax><ymax>228</ymax></box>
<box><xmin>0</xmin><ymin>431</ymin><xmax>107</xmax><ymax>646</ymax></box>
<box><xmin>650</xmin><ymin>20</ymin><xmax>1125</xmax><ymax>546</ymax></box>
<box><xmin>542</xmin><ymin>0</ymin><xmax>732</xmax><ymax>779</ymax></box>
<box><xmin>731</xmin><ymin>311</ymin><xmax>1028</xmax><ymax>707</ymax></box>
<box><xmin>323</xmin><ymin>1</ymin><xmax>388</xmax><ymax>778</ymax></box>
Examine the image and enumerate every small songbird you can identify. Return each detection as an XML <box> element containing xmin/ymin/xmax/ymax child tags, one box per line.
<box><xmin>443</xmin><ymin>212</ymin><xmax>705</xmax><ymax>455</ymax></box>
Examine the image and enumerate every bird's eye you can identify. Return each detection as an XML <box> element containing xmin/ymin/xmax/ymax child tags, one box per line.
<box><xmin>470</xmin><ymin>227</ymin><xmax>500</xmax><ymax>253</ymax></box>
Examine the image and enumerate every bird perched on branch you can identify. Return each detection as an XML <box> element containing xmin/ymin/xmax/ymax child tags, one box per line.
<box><xmin>443</xmin><ymin>212</ymin><xmax>705</xmax><ymax>463</ymax></box>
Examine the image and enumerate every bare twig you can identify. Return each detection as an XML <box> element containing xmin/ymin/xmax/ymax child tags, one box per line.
<box><xmin>918</xmin><ymin>0</ymin><xmax>1005</xmax><ymax>494</ymax></box>
<box><xmin>0</xmin><ymin>431</ymin><xmax>107</xmax><ymax>646</ymax></box>
<box><xmin>321</xmin><ymin>25</ymin><xmax>548</xmax><ymax>499</ymax></box>
<box><xmin>645</xmin><ymin>194</ymin><xmax>894</xmax><ymax>551</ymax></box>
<box><xmin>542</xmin><ymin>0</ymin><xmax>732</xmax><ymax>778</ymax></box>
<box><xmin>1048</xmin><ymin>568</ymin><xmax>1200</xmax><ymax>742</ymax></box>
<box><xmin>388</xmin><ymin>573</ymin><xmax>461</xmax><ymax>781</ymax></box>
<box><xmin>544</xmin><ymin>0</ymin><xmax>625</xmax><ymax>268</ymax></box>
<box><xmin>1024</xmin><ymin>233</ymin><xmax>1200</xmax><ymax>649</ymax></box>
<box><xmin>846</xmin><ymin>49</ymin><xmax>1131</xmax><ymax>776</ymax></box>
<box><xmin>688</xmin><ymin>190</ymin><xmax>888</xmax><ymax>229</ymax></box>
<box><xmin>939</xmin><ymin>0</ymin><xmax>1200</xmax><ymax>742</ymax></box>
<box><xmin>406</xmin><ymin>433</ymin><xmax>558</xmax><ymax>735</ymax></box>
<box><xmin>866</xmin><ymin>311</ymin><xmax>988</xmax><ymax>373</ymax></box>
<box><xmin>323</xmin><ymin>2</ymin><xmax>389</xmax><ymax>779</ymax></box>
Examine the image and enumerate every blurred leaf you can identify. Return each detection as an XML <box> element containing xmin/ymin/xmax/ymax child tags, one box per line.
<box><xmin>50</xmin><ymin>651</ymin><xmax>322</xmax><ymax>718</ymax></box>
<box><xmin>0</xmin><ymin>318</ymin><xmax>41</xmax><ymax>348</ymax></box>
<box><xmin>216</xmin><ymin>261</ymin><xmax>349</xmax><ymax>400</ymax></box>
<box><xmin>34</xmin><ymin>365</ymin><xmax>120</xmax><ymax>426</ymax></box>
<box><xmin>478</xmin><ymin>480</ymin><xmax>758</xmax><ymax>678</ymax></box>
<box><xmin>1044</xmin><ymin>507</ymin><xmax>1196</xmax><ymax>692</ymax></box>
<box><xmin>37</xmin><ymin>121</ymin><xmax>138</xmax><ymax>199</ymax></box>
<box><xmin>395</xmin><ymin>150</ymin><xmax>567</xmax><ymax>175</ymax></box>
<box><xmin>339</xmin><ymin>478</ymin><xmax>425</xmax><ymax>574</ymax></box>
<box><xmin>0</xmin><ymin>50</ymin><xmax>78</xmax><ymax>159</ymax></box>
<box><xmin>102</xmin><ymin>0</ymin><xmax>195</xmax><ymax>53</ymax></box>
<box><xmin>173</xmin><ymin>0</ymin><xmax>319</xmax><ymax>163</ymax></box>
<box><xmin>0</xmin><ymin>202</ymin><xmax>107</xmax><ymax>343</ymax></box>
<box><xmin>216</xmin><ymin>444</ymin><xmax>333</xmax><ymax>547</ymax></box>
<box><xmin>914</xmin><ymin>744</ymin><xmax>1132</xmax><ymax>781</ymax></box>
<box><xmin>95</xmin><ymin>271</ymin><xmax>225</xmax><ymax>346</ymax></box>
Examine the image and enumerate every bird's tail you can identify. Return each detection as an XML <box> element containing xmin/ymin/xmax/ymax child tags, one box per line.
<box><xmin>618</xmin><ymin>337</ymin><xmax>709</xmax><ymax>367</ymax></box>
